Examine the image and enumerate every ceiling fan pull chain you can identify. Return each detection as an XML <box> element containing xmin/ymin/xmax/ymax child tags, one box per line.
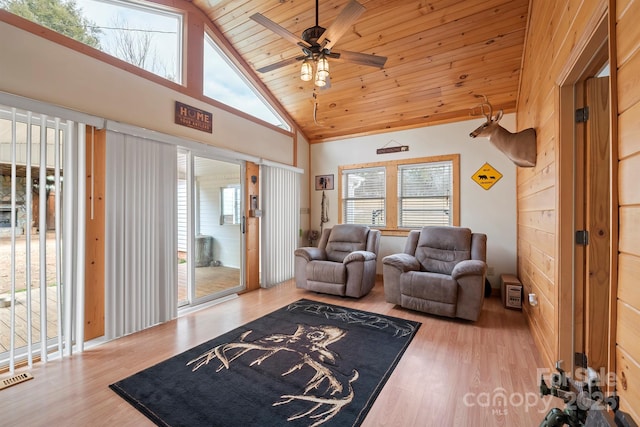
<box><xmin>313</xmin><ymin>92</ymin><xmax>325</xmax><ymax>127</ymax></box>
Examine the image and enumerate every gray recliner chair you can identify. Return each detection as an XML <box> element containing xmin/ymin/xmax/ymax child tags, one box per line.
<box><xmin>382</xmin><ymin>226</ymin><xmax>487</xmax><ymax>321</ymax></box>
<box><xmin>294</xmin><ymin>224</ymin><xmax>381</xmax><ymax>298</ymax></box>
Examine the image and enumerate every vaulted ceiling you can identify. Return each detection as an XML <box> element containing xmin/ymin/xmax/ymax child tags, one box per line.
<box><xmin>192</xmin><ymin>0</ymin><xmax>530</xmax><ymax>143</ymax></box>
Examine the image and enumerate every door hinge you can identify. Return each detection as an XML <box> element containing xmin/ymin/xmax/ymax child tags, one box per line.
<box><xmin>575</xmin><ymin>352</ymin><xmax>588</xmax><ymax>369</ymax></box>
<box><xmin>576</xmin><ymin>230</ymin><xmax>589</xmax><ymax>246</ymax></box>
<box><xmin>575</xmin><ymin>106</ymin><xmax>590</xmax><ymax>123</ymax></box>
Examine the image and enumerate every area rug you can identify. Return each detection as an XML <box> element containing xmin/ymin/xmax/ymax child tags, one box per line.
<box><xmin>109</xmin><ymin>299</ymin><xmax>420</xmax><ymax>427</ymax></box>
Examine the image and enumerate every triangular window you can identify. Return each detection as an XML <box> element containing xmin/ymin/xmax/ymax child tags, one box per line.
<box><xmin>203</xmin><ymin>33</ymin><xmax>290</xmax><ymax>130</ymax></box>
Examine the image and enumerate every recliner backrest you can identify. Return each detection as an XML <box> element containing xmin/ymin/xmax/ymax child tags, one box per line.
<box><xmin>414</xmin><ymin>226</ymin><xmax>472</xmax><ymax>275</ymax></box>
<box><xmin>324</xmin><ymin>224</ymin><xmax>370</xmax><ymax>263</ymax></box>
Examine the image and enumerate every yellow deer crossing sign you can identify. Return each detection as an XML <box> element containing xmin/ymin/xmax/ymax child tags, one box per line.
<box><xmin>472</xmin><ymin>163</ymin><xmax>502</xmax><ymax>190</ymax></box>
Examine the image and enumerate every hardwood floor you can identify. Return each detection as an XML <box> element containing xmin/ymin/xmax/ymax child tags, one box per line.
<box><xmin>0</xmin><ymin>280</ymin><xmax>561</xmax><ymax>426</ymax></box>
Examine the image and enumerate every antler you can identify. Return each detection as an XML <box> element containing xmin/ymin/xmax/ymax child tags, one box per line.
<box><xmin>471</xmin><ymin>94</ymin><xmax>493</xmax><ymax>121</ymax></box>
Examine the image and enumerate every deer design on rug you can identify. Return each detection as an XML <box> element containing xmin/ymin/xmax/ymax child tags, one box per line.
<box><xmin>469</xmin><ymin>95</ymin><xmax>537</xmax><ymax>167</ymax></box>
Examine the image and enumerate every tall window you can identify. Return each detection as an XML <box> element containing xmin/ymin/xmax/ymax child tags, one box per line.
<box><xmin>398</xmin><ymin>161</ymin><xmax>452</xmax><ymax>227</ymax></box>
<box><xmin>77</xmin><ymin>0</ymin><xmax>182</xmax><ymax>83</ymax></box>
<box><xmin>341</xmin><ymin>167</ymin><xmax>386</xmax><ymax>226</ymax></box>
<box><xmin>2</xmin><ymin>0</ymin><xmax>183</xmax><ymax>83</ymax></box>
<box><xmin>339</xmin><ymin>154</ymin><xmax>459</xmax><ymax>232</ymax></box>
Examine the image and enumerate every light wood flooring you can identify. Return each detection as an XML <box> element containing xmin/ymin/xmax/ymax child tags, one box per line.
<box><xmin>0</xmin><ymin>279</ymin><xmax>562</xmax><ymax>426</ymax></box>
<box><xmin>0</xmin><ymin>266</ymin><xmax>240</xmax><ymax>353</ymax></box>
<box><xmin>177</xmin><ymin>265</ymin><xmax>241</xmax><ymax>304</ymax></box>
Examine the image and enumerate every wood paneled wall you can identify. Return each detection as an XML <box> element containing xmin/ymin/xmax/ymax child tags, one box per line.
<box><xmin>517</xmin><ymin>0</ymin><xmax>607</xmax><ymax>372</ymax></box>
<box><xmin>615</xmin><ymin>0</ymin><xmax>640</xmax><ymax>419</ymax></box>
<box><xmin>518</xmin><ymin>0</ymin><xmax>640</xmax><ymax>416</ymax></box>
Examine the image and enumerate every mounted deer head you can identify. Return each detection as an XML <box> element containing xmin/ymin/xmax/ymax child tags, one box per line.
<box><xmin>469</xmin><ymin>96</ymin><xmax>537</xmax><ymax>167</ymax></box>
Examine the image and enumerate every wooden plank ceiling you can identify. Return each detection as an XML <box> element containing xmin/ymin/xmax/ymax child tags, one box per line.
<box><xmin>192</xmin><ymin>0</ymin><xmax>530</xmax><ymax>143</ymax></box>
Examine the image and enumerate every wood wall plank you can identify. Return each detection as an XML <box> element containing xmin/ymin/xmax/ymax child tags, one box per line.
<box><xmin>518</xmin><ymin>225</ymin><xmax>556</xmax><ymax>257</ymax></box>
<box><xmin>619</xmin><ymin>207</ymin><xmax>640</xmax><ymax>256</ymax></box>
<box><xmin>617</xmin><ymin>49</ymin><xmax>640</xmax><ymax>114</ymax></box>
<box><xmin>618</xmin><ymin>253</ymin><xmax>640</xmax><ymax>308</ymax></box>
<box><xmin>617</xmin><ymin>301</ymin><xmax>640</xmax><ymax>363</ymax></box>
<box><xmin>618</xmin><ymin>154</ymin><xmax>640</xmax><ymax>205</ymax></box>
<box><xmin>517</xmin><ymin>209</ymin><xmax>556</xmax><ymax>234</ymax></box>
<box><xmin>618</xmin><ymin>101</ymin><xmax>640</xmax><ymax>159</ymax></box>
<box><xmin>616</xmin><ymin>346</ymin><xmax>640</xmax><ymax>423</ymax></box>
<box><xmin>518</xmin><ymin>186</ymin><xmax>556</xmax><ymax>212</ymax></box>
<box><xmin>517</xmin><ymin>162</ymin><xmax>556</xmax><ymax>201</ymax></box>
<box><xmin>616</xmin><ymin>0</ymin><xmax>640</xmax><ymax>64</ymax></box>
<box><xmin>617</xmin><ymin>0</ymin><xmax>640</xmax><ymax>414</ymax></box>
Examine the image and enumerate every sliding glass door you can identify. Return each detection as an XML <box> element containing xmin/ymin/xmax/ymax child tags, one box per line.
<box><xmin>177</xmin><ymin>152</ymin><xmax>244</xmax><ymax>307</ymax></box>
<box><xmin>0</xmin><ymin>103</ymin><xmax>89</xmax><ymax>370</ymax></box>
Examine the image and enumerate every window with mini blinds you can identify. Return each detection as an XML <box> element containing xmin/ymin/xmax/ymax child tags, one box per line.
<box><xmin>339</xmin><ymin>154</ymin><xmax>459</xmax><ymax>232</ymax></box>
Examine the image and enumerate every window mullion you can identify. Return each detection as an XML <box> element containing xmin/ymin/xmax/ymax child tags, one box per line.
<box><xmin>387</xmin><ymin>165</ymin><xmax>397</xmax><ymax>230</ymax></box>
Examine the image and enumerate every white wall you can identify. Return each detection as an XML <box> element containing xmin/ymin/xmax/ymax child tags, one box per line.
<box><xmin>310</xmin><ymin>116</ymin><xmax>519</xmax><ymax>288</ymax></box>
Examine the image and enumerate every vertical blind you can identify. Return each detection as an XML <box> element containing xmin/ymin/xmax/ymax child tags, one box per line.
<box><xmin>0</xmin><ymin>105</ymin><xmax>86</xmax><ymax>372</ymax></box>
<box><xmin>398</xmin><ymin>161</ymin><xmax>453</xmax><ymax>227</ymax></box>
<box><xmin>261</xmin><ymin>164</ymin><xmax>300</xmax><ymax>287</ymax></box>
<box><xmin>104</xmin><ymin>132</ymin><xmax>177</xmax><ymax>339</ymax></box>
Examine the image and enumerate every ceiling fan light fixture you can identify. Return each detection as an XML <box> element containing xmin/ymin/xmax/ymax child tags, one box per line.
<box><xmin>314</xmin><ymin>72</ymin><xmax>328</xmax><ymax>87</ymax></box>
<box><xmin>300</xmin><ymin>59</ymin><xmax>313</xmax><ymax>81</ymax></box>
<box><xmin>316</xmin><ymin>55</ymin><xmax>330</xmax><ymax>79</ymax></box>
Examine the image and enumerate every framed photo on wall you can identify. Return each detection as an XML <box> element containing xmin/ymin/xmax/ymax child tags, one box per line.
<box><xmin>315</xmin><ymin>174</ymin><xmax>334</xmax><ymax>190</ymax></box>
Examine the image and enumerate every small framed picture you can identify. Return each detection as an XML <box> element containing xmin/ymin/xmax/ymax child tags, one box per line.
<box><xmin>315</xmin><ymin>174</ymin><xmax>334</xmax><ymax>190</ymax></box>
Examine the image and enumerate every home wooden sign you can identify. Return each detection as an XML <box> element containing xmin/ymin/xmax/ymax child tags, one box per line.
<box><xmin>175</xmin><ymin>101</ymin><xmax>213</xmax><ymax>133</ymax></box>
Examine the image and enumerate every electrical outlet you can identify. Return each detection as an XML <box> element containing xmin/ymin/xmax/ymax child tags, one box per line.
<box><xmin>487</xmin><ymin>266</ymin><xmax>495</xmax><ymax>275</ymax></box>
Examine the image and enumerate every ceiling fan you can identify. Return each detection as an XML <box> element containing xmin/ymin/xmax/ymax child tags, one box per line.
<box><xmin>250</xmin><ymin>0</ymin><xmax>387</xmax><ymax>88</ymax></box>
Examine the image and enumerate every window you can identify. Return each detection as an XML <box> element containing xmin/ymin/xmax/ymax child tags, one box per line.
<box><xmin>77</xmin><ymin>0</ymin><xmax>183</xmax><ymax>83</ymax></box>
<box><xmin>2</xmin><ymin>0</ymin><xmax>183</xmax><ymax>83</ymax></box>
<box><xmin>220</xmin><ymin>185</ymin><xmax>240</xmax><ymax>225</ymax></box>
<box><xmin>339</xmin><ymin>155</ymin><xmax>459</xmax><ymax>233</ymax></box>
<box><xmin>398</xmin><ymin>161</ymin><xmax>452</xmax><ymax>227</ymax></box>
<box><xmin>203</xmin><ymin>33</ymin><xmax>290</xmax><ymax>130</ymax></box>
<box><xmin>341</xmin><ymin>167</ymin><xmax>386</xmax><ymax>226</ymax></box>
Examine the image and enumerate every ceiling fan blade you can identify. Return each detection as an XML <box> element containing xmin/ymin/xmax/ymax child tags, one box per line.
<box><xmin>334</xmin><ymin>50</ymin><xmax>387</xmax><ymax>68</ymax></box>
<box><xmin>250</xmin><ymin>13</ymin><xmax>311</xmax><ymax>48</ymax></box>
<box><xmin>256</xmin><ymin>56</ymin><xmax>304</xmax><ymax>73</ymax></box>
<box><xmin>317</xmin><ymin>0</ymin><xmax>366</xmax><ymax>50</ymax></box>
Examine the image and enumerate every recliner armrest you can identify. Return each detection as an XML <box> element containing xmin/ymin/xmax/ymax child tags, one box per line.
<box><xmin>451</xmin><ymin>260</ymin><xmax>486</xmax><ymax>280</ymax></box>
<box><xmin>343</xmin><ymin>250</ymin><xmax>376</xmax><ymax>264</ymax></box>
<box><xmin>294</xmin><ymin>247</ymin><xmax>327</xmax><ymax>262</ymax></box>
<box><xmin>382</xmin><ymin>253</ymin><xmax>421</xmax><ymax>272</ymax></box>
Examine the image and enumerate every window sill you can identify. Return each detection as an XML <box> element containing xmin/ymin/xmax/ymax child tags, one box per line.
<box><xmin>377</xmin><ymin>229</ymin><xmax>411</xmax><ymax>237</ymax></box>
